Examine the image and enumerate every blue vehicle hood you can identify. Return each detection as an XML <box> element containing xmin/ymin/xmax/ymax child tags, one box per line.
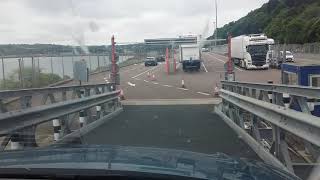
<box><xmin>0</xmin><ymin>145</ymin><xmax>299</xmax><ymax>179</ymax></box>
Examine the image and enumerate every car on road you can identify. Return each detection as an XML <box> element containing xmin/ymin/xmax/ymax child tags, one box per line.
<box><xmin>202</xmin><ymin>48</ymin><xmax>209</xmax><ymax>52</ymax></box>
<box><xmin>156</xmin><ymin>55</ymin><xmax>165</xmax><ymax>62</ymax></box>
<box><xmin>280</xmin><ymin>51</ymin><xmax>295</xmax><ymax>62</ymax></box>
<box><xmin>144</xmin><ymin>57</ymin><xmax>158</xmax><ymax>66</ymax></box>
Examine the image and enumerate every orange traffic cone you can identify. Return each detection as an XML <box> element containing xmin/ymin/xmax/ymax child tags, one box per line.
<box><xmin>119</xmin><ymin>89</ymin><xmax>125</xmax><ymax>100</ymax></box>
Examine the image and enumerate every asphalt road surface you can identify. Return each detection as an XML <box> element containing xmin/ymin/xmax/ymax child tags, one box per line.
<box><xmin>82</xmin><ymin>105</ymin><xmax>258</xmax><ymax>160</ymax></box>
<box><xmin>87</xmin><ymin>52</ymin><xmax>282</xmax><ymax>99</ymax></box>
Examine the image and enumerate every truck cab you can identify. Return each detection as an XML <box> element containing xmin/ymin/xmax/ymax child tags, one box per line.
<box><xmin>231</xmin><ymin>34</ymin><xmax>274</xmax><ymax>70</ymax></box>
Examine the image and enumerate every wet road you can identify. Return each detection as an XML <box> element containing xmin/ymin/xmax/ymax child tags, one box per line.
<box><xmin>82</xmin><ymin>105</ymin><xmax>259</xmax><ymax>160</ymax></box>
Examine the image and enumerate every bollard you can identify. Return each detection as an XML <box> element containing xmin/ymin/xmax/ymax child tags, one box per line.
<box><xmin>181</xmin><ymin>80</ymin><xmax>185</xmax><ymax>88</ymax></box>
<box><xmin>79</xmin><ymin>111</ymin><xmax>87</xmax><ymax>127</ymax></box>
<box><xmin>147</xmin><ymin>72</ymin><xmax>151</xmax><ymax>78</ymax></box>
<box><xmin>96</xmin><ymin>105</ymin><xmax>102</xmax><ymax>119</ymax></box>
<box><xmin>267</xmin><ymin>81</ymin><xmax>273</xmax><ymax>103</ymax></box>
<box><xmin>283</xmin><ymin>93</ymin><xmax>290</xmax><ymax>108</ymax></box>
<box><xmin>151</xmin><ymin>74</ymin><xmax>156</xmax><ymax>81</ymax></box>
<box><xmin>213</xmin><ymin>84</ymin><xmax>219</xmax><ymax>97</ymax></box>
<box><xmin>11</xmin><ymin>134</ymin><xmax>22</xmax><ymax>150</ymax></box>
<box><xmin>119</xmin><ymin>89</ymin><xmax>125</xmax><ymax>100</ymax></box>
<box><xmin>52</xmin><ymin>119</ymin><xmax>61</xmax><ymax>141</ymax></box>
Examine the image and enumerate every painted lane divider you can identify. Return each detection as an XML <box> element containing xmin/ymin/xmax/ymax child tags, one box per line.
<box><xmin>208</xmin><ymin>54</ymin><xmax>243</xmax><ymax>72</ymax></box>
<box><xmin>163</xmin><ymin>84</ymin><xmax>173</xmax><ymax>87</ymax></box>
<box><xmin>177</xmin><ymin>87</ymin><xmax>189</xmax><ymax>91</ymax></box>
<box><xmin>144</xmin><ymin>80</ymin><xmax>149</xmax><ymax>83</ymax></box>
<box><xmin>127</xmin><ymin>82</ymin><xmax>136</xmax><ymax>87</ymax></box>
<box><xmin>132</xmin><ymin>66</ymin><xmax>158</xmax><ymax>79</ymax></box>
<box><xmin>202</xmin><ymin>62</ymin><xmax>208</xmax><ymax>73</ymax></box>
<box><xmin>197</xmin><ymin>92</ymin><xmax>211</xmax><ymax>96</ymax></box>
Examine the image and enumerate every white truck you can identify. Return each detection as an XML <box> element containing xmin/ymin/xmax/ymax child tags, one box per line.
<box><xmin>231</xmin><ymin>34</ymin><xmax>274</xmax><ymax>70</ymax></box>
<box><xmin>179</xmin><ymin>44</ymin><xmax>201</xmax><ymax>71</ymax></box>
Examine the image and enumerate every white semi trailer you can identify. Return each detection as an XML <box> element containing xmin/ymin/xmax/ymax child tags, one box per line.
<box><xmin>231</xmin><ymin>34</ymin><xmax>274</xmax><ymax>70</ymax></box>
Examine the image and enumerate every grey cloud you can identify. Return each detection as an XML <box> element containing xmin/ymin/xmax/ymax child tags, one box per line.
<box><xmin>0</xmin><ymin>0</ymin><xmax>268</xmax><ymax>44</ymax></box>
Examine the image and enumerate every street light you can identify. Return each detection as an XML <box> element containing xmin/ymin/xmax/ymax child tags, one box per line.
<box><xmin>214</xmin><ymin>0</ymin><xmax>218</xmax><ymax>46</ymax></box>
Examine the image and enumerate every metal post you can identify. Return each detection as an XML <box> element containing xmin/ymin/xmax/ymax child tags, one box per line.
<box><xmin>1</xmin><ymin>57</ymin><xmax>6</xmax><ymax>89</ymax></box>
<box><xmin>61</xmin><ymin>56</ymin><xmax>65</xmax><ymax>79</ymax></box>
<box><xmin>18</xmin><ymin>58</ymin><xmax>23</xmax><ymax>88</ymax></box>
<box><xmin>52</xmin><ymin>119</ymin><xmax>61</xmax><ymax>141</ymax></box>
<box><xmin>214</xmin><ymin>0</ymin><xmax>218</xmax><ymax>47</ymax></box>
<box><xmin>166</xmin><ymin>48</ymin><xmax>169</xmax><ymax>75</ymax></box>
<box><xmin>79</xmin><ymin>89</ymin><xmax>87</xmax><ymax>127</ymax></box>
<box><xmin>31</xmin><ymin>57</ymin><xmax>35</xmax><ymax>87</ymax></box>
<box><xmin>111</xmin><ymin>35</ymin><xmax>117</xmax><ymax>86</ymax></box>
<box><xmin>21</xmin><ymin>57</ymin><xmax>25</xmax><ymax>88</ymax></box>
<box><xmin>88</xmin><ymin>55</ymin><xmax>92</xmax><ymax>71</ymax></box>
<box><xmin>97</xmin><ymin>55</ymin><xmax>100</xmax><ymax>70</ymax></box>
<box><xmin>50</xmin><ymin>56</ymin><xmax>53</xmax><ymax>74</ymax></box>
<box><xmin>227</xmin><ymin>33</ymin><xmax>234</xmax><ymax>81</ymax></box>
<box><xmin>37</xmin><ymin>57</ymin><xmax>40</xmax><ymax>87</ymax></box>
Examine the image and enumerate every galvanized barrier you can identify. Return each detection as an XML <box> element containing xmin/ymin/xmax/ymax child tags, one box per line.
<box><xmin>216</xmin><ymin>80</ymin><xmax>320</xmax><ymax>175</ymax></box>
<box><xmin>0</xmin><ymin>83</ymin><xmax>122</xmax><ymax>150</ymax></box>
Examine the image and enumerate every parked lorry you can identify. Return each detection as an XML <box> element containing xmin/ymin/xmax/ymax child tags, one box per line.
<box><xmin>231</xmin><ymin>34</ymin><xmax>274</xmax><ymax>70</ymax></box>
<box><xmin>179</xmin><ymin>44</ymin><xmax>201</xmax><ymax>71</ymax></box>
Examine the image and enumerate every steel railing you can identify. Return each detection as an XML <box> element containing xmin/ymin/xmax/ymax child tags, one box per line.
<box><xmin>217</xmin><ymin>80</ymin><xmax>320</xmax><ymax>176</ymax></box>
<box><xmin>0</xmin><ymin>83</ymin><xmax>122</xmax><ymax>151</ymax></box>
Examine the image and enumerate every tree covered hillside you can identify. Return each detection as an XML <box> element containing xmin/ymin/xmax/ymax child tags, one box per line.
<box><xmin>211</xmin><ymin>0</ymin><xmax>320</xmax><ymax>44</ymax></box>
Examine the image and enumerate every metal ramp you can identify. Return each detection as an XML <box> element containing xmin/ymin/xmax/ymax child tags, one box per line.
<box><xmin>81</xmin><ymin>103</ymin><xmax>258</xmax><ymax>159</ymax></box>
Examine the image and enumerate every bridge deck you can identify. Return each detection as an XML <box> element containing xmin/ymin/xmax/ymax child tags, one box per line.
<box><xmin>81</xmin><ymin>104</ymin><xmax>258</xmax><ymax>160</ymax></box>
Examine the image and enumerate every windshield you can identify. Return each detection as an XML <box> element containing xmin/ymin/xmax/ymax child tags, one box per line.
<box><xmin>0</xmin><ymin>0</ymin><xmax>319</xmax><ymax>180</ymax></box>
<box><xmin>247</xmin><ymin>45</ymin><xmax>268</xmax><ymax>55</ymax></box>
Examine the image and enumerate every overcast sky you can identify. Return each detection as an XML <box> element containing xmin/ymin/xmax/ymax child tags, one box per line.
<box><xmin>0</xmin><ymin>0</ymin><xmax>268</xmax><ymax>45</ymax></box>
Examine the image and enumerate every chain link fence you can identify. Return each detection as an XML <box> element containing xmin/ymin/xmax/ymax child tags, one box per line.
<box><xmin>0</xmin><ymin>54</ymin><xmax>135</xmax><ymax>90</ymax></box>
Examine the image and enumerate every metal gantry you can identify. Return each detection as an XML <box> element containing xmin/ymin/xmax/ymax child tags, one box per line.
<box><xmin>0</xmin><ymin>83</ymin><xmax>122</xmax><ymax>150</ymax></box>
<box><xmin>216</xmin><ymin>80</ymin><xmax>320</xmax><ymax>175</ymax></box>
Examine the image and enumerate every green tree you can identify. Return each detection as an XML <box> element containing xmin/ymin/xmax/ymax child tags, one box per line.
<box><xmin>0</xmin><ymin>67</ymin><xmax>62</xmax><ymax>90</ymax></box>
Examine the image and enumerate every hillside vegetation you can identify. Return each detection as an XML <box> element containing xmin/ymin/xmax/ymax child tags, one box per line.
<box><xmin>211</xmin><ymin>0</ymin><xmax>320</xmax><ymax>44</ymax></box>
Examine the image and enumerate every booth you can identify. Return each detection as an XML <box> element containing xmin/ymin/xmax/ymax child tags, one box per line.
<box><xmin>281</xmin><ymin>62</ymin><xmax>320</xmax><ymax>116</ymax></box>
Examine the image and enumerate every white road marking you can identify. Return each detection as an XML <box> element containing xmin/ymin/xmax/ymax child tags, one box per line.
<box><xmin>177</xmin><ymin>88</ymin><xmax>189</xmax><ymax>91</ymax></box>
<box><xmin>197</xmin><ymin>92</ymin><xmax>211</xmax><ymax>96</ymax></box>
<box><xmin>134</xmin><ymin>78</ymin><xmax>141</xmax><ymax>81</ymax></box>
<box><xmin>127</xmin><ymin>82</ymin><xmax>136</xmax><ymax>87</ymax></box>
<box><xmin>123</xmin><ymin>66</ymin><xmax>141</xmax><ymax>73</ymax></box>
<box><xmin>144</xmin><ymin>80</ymin><xmax>149</xmax><ymax>83</ymax></box>
<box><xmin>201</xmin><ymin>62</ymin><xmax>208</xmax><ymax>73</ymax></box>
<box><xmin>152</xmin><ymin>82</ymin><xmax>159</xmax><ymax>85</ymax></box>
<box><xmin>131</xmin><ymin>66</ymin><xmax>158</xmax><ymax>79</ymax></box>
<box><xmin>163</xmin><ymin>84</ymin><xmax>173</xmax><ymax>87</ymax></box>
<box><xmin>209</xmin><ymin>54</ymin><xmax>243</xmax><ymax>72</ymax></box>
